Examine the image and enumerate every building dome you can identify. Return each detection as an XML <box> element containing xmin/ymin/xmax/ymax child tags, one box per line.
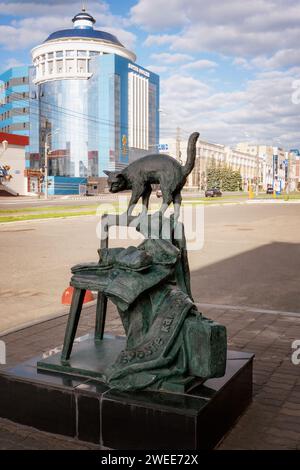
<box><xmin>44</xmin><ymin>29</ymin><xmax>124</xmax><ymax>47</ymax></box>
<box><xmin>44</xmin><ymin>8</ymin><xmax>123</xmax><ymax>47</ymax></box>
<box><xmin>31</xmin><ymin>8</ymin><xmax>136</xmax><ymax>85</ymax></box>
<box><xmin>72</xmin><ymin>10</ymin><xmax>96</xmax><ymax>28</ymax></box>
<box><xmin>45</xmin><ymin>28</ymin><xmax>124</xmax><ymax>47</ymax></box>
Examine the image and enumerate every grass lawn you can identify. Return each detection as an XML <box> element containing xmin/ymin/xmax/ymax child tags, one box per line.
<box><xmin>0</xmin><ymin>204</ymin><xmax>101</xmax><ymax>215</ymax></box>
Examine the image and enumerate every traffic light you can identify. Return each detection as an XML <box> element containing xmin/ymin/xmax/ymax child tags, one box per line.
<box><xmin>38</xmin><ymin>167</ymin><xmax>44</xmax><ymax>183</ymax></box>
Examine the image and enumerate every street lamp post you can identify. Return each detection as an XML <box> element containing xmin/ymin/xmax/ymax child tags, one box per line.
<box><xmin>44</xmin><ymin>136</ymin><xmax>50</xmax><ymax>200</ymax></box>
<box><xmin>255</xmin><ymin>151</ymin><xmax>260</xmax><ymax>196</ymax></box>
<box><xmin>286</xmin><ymin>152</ymin><xmax>293</xmax><ymax>195</ymax></box>
<box><xmin>44</xmin><ymin>129</ymin><xmax>59</xmax><ymax>200</ymax></box>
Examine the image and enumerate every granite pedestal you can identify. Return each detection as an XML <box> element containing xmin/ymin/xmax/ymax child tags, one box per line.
<box><xmin>0</xmin><ymin>334</ymin><xmax>254</xmax><ymax>450</ymax></box>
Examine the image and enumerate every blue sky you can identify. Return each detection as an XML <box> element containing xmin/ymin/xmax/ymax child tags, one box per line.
<box><xmin>0</xmin><ymin>0</ymin><xmax>299</xmax><ymax>149</ymax></box>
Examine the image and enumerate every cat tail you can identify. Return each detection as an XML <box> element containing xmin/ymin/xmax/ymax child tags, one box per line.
<box><xmin>182</xmin><ymin>132</ymin><xmax>200</xmax><ymax>177</ymax></box>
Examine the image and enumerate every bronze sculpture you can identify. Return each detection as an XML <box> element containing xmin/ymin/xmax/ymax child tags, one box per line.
<box><xmin>104</xmin><ymin>132</ymin><xmax>200</xmax><ymax>219</ymax></box>
<box><xmin>38</xmin><ymin>132</ymin><xmax>227</xmax><ymax>392</ymax></box>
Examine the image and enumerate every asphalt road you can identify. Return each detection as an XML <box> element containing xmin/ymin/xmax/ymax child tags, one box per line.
<box><xmin>0</xmin><ymin>194</ymin><xmax>119</xmax><ymax>209</ymax></box>
<box><xmin>0</xmin><ymin>202</ymin><xmax>299</xmax><ymax>334</ymax></box>
<box><xmin>0</xmin><ymin>191</ymin><xmax>247</xmax><ymax>210</ymax></box>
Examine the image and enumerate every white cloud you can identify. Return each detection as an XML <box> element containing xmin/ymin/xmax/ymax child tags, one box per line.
<box><xmin>169</xmin><ymin>24</ymin><xmax>299</xmax><ymax>58</ymax></box>
<box><xmin>253</xmin><ymin>49</ymin><xmax>300</xmax><ymax>70</ymax></box>
<box><xmin>161</xmin><ymin>74</ymin><xmax>210</xmax><ymax>98</ymax></box>
<box><xmin>136</xmin><ymin>0</ymin><xmax>299</xmax><ymax>148</ymax></box>
<box><xmin>0</xmin><ymin>57</ymin><xmax>25</xmax><ymax>72</ymax></box>
<box><xmin>101</xmin><ymin>27</ymin><xmax>136</xmax><ymax>50</ymax></box>
<box><xmin>144</xmin><ymin>34</ymin><xmax>175</xmax><ymax>47</ymax></box>
<box><xmin>0</xmin><ymin>16</ymin><xmax>70</xmax><ymax>50</ymax></box>
<box><xmin>130</xmin><ymin>0</ymin><xmax>188</xmax><ymax>31</ymax></box>
<box><xmin>146</xmin><ymin>64</ymin><xmax>169</xmax><ymax>74</ymax></box>
<box><xmin>233</xmin><ymin>57</ymin><xmax>252</xmax><ymax>70</ymax></box>
<box><xmin>0</xmin><ymin>1</ymin><xmax>298</xmax><ymax>149</ymax></box>
<box><xmin>137</xmin><ymin>0</ymin><xmax>300</xmax><ymax>67</ymax></box>
<box><xmin>160</xmin><ymin>68</ymin><xmax>300</xmax><ymax>149</ymax></box>
<box><xmin>0</xmin><ymin>1</ymin><xmax>109</xmax><ymax>18</ymax></box>
<box><xmin>150</xmin><ymin>52</ymin><xmax>192</xmax><ymax>64</ymax></box>
<box><xmin>132</xmin><ymin>0</ymin><xmax>300</xmax><ymax>32</ymax></box>
<box><xmin>182</xmin><ymin>60</ymin><xmax>218</xmax><ymax>71</ymax></box>
<box><xmin>0</xmin><ymin>1</ymin><xmax>136</xmax><ymax>51</ymax></box>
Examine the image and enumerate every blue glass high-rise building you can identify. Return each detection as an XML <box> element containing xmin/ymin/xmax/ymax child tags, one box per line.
<box><xmin>0</xmin><ymin>66</ymin><xmax>30</xmax><ymax>136</ymax></box>
<box><xmin>28</xmin><ymin>8</ymin><xmax>160</xmax><ymax>194</ymax></box>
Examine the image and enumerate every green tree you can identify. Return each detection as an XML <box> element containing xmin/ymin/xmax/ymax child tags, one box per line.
<box><xmin>206</xmin><ymin>163</ymin><xmax>242</xmax><ymax>191</ymax></box>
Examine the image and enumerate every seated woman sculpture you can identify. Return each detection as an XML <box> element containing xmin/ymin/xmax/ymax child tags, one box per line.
<box><xmin>71</xmin><ymin>216</ymin><xmax>227</xmax><ymax>392</ymax></box>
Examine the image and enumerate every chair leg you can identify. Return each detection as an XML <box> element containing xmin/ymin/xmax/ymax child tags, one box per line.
<box><xmin>95</xmin><ymin>292</ymin><xmax>108</xmax><ymax>341</ymax></box>
<box><xmin>61</xmin><ymin>288</ymin><xmax>86</xmax><ymax>362</ymax></box>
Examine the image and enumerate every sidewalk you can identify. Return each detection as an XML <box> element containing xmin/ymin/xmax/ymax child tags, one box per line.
<box><xmin>1</xmin><ymin>302</ymin><xmax>300</xmax><ymax>450</ymax></box>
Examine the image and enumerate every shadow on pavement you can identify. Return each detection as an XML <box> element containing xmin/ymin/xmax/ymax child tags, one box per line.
<box><xmin>191</xmin><ymin>242</ymin><xmax>300</xmax><ymax>313</ymax></box>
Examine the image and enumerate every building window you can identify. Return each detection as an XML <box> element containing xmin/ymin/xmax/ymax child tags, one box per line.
<box><xmin>56</xmin><ymin>51</ymin><xmax>63</xmax><ymax>58</ymax></box>
<box><xmin>77</xmin><ymin>59</ymin><xmax>86</xmax><ymax>73</ymax></box>
<box><xmin>78</xmin><ymin>50</ymin><xmax>87</xmax><ymax>57</ymax></box>
<box><xmin>56</xmin><ymin>60</ymin><xmax>63</xmax><ymax>73</ymax></box>
<box><xmin>66</xmin><ymin>59</ymin><xmax>76</xmax><ymax>73</ymax></box>
<box><xmin>48</xmin><ymin>52</ymin><xmax>54</xmax><ymax>59</ymax></box>
<box><xmin>66</xmin><ymin>50</ymin><xmax>75</xmax><ymax>58</ymax></box>
<box><xmin>48</xmin><ymin>62</ymin><xmax>54</xmax><ymax>74</ymax></box>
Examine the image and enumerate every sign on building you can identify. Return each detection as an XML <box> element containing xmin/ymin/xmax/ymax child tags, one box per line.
<box><xmin>158</xmin><ymin>144</ymin><xmax>169</xmax><ymax>152</ymax></box>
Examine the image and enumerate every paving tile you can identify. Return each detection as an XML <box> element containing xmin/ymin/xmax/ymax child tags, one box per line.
<box><xmin>266</xmin><ymin>426</ymin><xmax>300</xmax><ymax>441</ymax></box>
<box><xmin>1</xmin><ymin>308</ymin><xmax>299</xmax><ymax>449</ymax></box>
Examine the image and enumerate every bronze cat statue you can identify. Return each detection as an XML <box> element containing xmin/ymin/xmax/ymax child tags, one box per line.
<box><xmin>104</xmin><ymin>132</ymin><xmax>199</xmax><ymax>219</ymax></box>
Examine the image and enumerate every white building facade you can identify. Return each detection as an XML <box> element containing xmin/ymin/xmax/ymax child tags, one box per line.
<box><xmin>162</xmin><ymin>137</ymin><xmax>259</xmax><ymax>190</ymax></box>
<box><xmin>0</xmin><ymin>132</ymin><xmax>28</xmax><ymax>195</ymax></box>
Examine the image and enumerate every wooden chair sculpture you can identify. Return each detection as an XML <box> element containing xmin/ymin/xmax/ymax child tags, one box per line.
<box><xmin>61</xmin><ymin>213</ymin><xmax>139</xmax><ymax>363</ymax></box>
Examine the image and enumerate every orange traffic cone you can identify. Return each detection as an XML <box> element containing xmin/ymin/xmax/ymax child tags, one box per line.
<box><xmin>61</xmin><ymin>286</ymin><xmax>95</xmax><ymax>305</ymax></box>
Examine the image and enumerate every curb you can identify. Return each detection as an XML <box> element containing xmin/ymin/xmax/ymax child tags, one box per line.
<box><xmin>0</xmin><ymin>300</ymin><xmax>97</xmax><ymax>338</ymax></box>
<box><xmin>247</xmin><ymin>199</ymin><xmax>300</xmax><ymax>204</ymax></box>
